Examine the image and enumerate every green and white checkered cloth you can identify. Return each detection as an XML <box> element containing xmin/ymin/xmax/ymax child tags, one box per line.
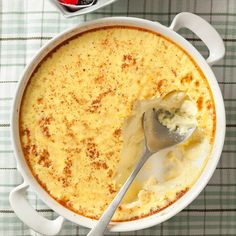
<box><xmin>0</xmin><ymin>0</ymin><xmax>235</xmax><ymax>235</ymax></box>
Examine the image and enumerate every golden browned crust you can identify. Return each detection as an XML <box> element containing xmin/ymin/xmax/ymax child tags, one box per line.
<box><xmin>19</xmin><ymin>26</ymin><xmax>216</xmax><ymax>221</ymax></box>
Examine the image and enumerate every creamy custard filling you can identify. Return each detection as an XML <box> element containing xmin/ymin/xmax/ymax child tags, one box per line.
<box><xmin>20</xmin><ymin>26</ymin><xmax>215</xmax><ymax>221</ymax></box>
<box><xmin>114</xmin><ymin>91</ymin><xmax>207</xmax><ymax>218</ymax></box>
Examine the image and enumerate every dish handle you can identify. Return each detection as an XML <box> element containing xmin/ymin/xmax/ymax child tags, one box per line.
<box><xmin>9</xmin><ymin>182</ymin><xmax>64</xmax><ymax>235</ymax></box>
<box><xmin>169</xmin><ymin>12</ymin><xmax>225</xmax><ymax>66</ymax></box>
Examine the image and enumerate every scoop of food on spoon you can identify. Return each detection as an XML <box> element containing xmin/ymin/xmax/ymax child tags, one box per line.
<box><xmin>87</xmin><ymin>107</ymin><xmax>196</xmax><ymax>236</ymax></box>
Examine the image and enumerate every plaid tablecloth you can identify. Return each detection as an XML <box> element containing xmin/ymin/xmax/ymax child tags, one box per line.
<box><xmin>0</xmin><ymin>0</ymin><xmax>235</xmax><ymax>235</ymax></box>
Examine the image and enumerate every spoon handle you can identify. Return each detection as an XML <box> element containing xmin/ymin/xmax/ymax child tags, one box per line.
<box><xmin>87</xmin><ymin>149</ymin><xmax>152</xmax><ymax>236</ymax></box>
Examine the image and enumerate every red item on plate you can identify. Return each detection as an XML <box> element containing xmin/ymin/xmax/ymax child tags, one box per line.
<box><xmin>59</xmin><ymin>0</ymin><xmax>79</xmax><ymax>5</ymax></box>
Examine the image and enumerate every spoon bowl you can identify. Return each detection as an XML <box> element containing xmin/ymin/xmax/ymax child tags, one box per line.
<box><xmin>143</xmin><ymin>108</ymin><xmax>196</xmax><ymax>152</ymax></box>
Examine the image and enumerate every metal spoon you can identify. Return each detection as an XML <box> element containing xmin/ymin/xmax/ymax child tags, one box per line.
<box><xmin>87</xmin><ymin>108</ymin><xmax>196</xmax><ymax>236</ymax></box>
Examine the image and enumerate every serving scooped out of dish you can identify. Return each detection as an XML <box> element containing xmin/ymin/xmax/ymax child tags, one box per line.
<box><xmin>88</xmin><ymin>92</ymin><xmax>197</xmax><ymax>236</ymax></box>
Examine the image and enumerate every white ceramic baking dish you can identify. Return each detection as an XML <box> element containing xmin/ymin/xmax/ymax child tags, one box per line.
<box><xmin>9</xmin><ymin>12</ymin><xmax>225</xmax><ymax>235</ymax></box>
